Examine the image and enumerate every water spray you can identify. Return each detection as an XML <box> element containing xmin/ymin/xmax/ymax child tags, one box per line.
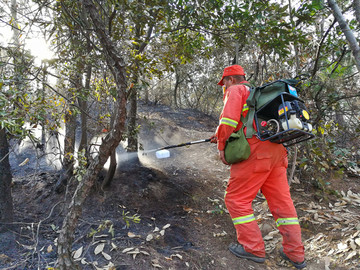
<box><xmin>143</xmin><ymin>138</ymin><xmax>211</xmax><ymax>159</ymax></box>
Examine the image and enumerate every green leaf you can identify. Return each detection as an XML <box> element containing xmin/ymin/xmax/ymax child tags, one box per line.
<box><xmin>312</xmin><ymin>0</ymin><xmax>324</xmax><ymax>10</ymax></box>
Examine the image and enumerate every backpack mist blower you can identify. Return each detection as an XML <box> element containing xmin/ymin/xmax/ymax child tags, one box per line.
<box><xmin>143</xmin><ymin>139</ymin><xmax>211</xmax><ymax>159</ymax></box>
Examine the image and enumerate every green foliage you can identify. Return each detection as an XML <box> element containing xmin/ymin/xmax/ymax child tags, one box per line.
<box><xmin>73</xmin><ymin>149</ymin><xmax>88</xmax><ymax>182</ymax></box>
<box><xmin>207</xmin><ymin>197</ymin><xmax>225</xmax><ymax>215</ymax></box>
<box><xmin>88</xmin><ymin>220</ymin><xmax>115</xmax><ymax>238</ymax></box>
<box><xmin>0</xmin><ymin>48</ymin><xmax>48</xmax><ymax>141</ymax></box>
<box><xmin>299</xmin><ymin>117</ymin><xmax>359</xmax><ymax>192</ymax></box>
<box><xmin>121</xmin><ymin>210</ymin><xmax>141</xmax><ymax>228</ymax></box>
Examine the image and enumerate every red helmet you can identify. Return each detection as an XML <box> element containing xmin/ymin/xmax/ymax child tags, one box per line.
<box><xmin>217</xmin><ymin>65</ymin><xmax>246</xmax><ymax>86</ymax></box>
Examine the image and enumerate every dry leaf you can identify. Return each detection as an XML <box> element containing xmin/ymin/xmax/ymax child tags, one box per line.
<box><xmin>355</xmin><ymin>238</ymin><xmax>360</xmax><ymax>247</ymax></box>
<box><xmin>263</xmin><ymin>235</ymin><xmax>273</xmax><ymax>240</ymax></box>
<box><xmin>81</xmin><ymin>258</ymin><xmax>88</xmax><ymax>265</ymax></box>
<box><xmin>349</xmin><ymin>240</ymin><xmax>357</xmax><ymax>250</ymax></box>
<box><xmin>19</xmin><ymin>158</ymin><xmax>29</xmax><ymax>166</ymax></box>
<box><xmin>172</xmin><ymin>254</ymin><xmax>183</xmax><ymax>260</ymax></box>
<box><xmin>102</xmin><ymin>251</ymin><xmax>111</xmax><ymax>260</ymax></box>
<box><xmin>73</xmin><ymin>246</ymin><xmax>83</xmax><ymax>259</ymax></box>
<box><xmin>94</xmin><ymin>234</ymin><xmax>108</xmax><ymax>238</ymax></box>
<box><xmin>110</xmin><ymin>242</ymin><xmax>117</xmax><ymax>251</ymax></box>
<box><xmin>151</xmin><ymin>259</ymin><xmax>163</xmax><ymax>268</ymax></box>
<box><xmin>125</xmin><ymin>248</ymin><xmax>140</xmax><ymax>259</ymax></box>
<box><xmin>146</xmin><ymin>234</ymin><xmax>154</xmax><ymax>241</ymax></box>
<box><xmin>153</xmin><ymin>227</ymin><xmax>160</xmax><ymax>232</ymax></box>
<box><xmin>345</xmin><ymin>250</ymin><xmax>357</xmax><ymax>261</ymax></box>
<box><xmin>163</xmin><ymin>224</ymin><xmax>171</xmax><ymax>230</ymax></box>
<box><xmin>183</xmin><ymin>207</ymin><xmax>193</xmax><ymax>213</ymax></box>
<box><xmin>160</xmin><ymin>230</ymin><xmax>165</xmax><ymax>236</ymax></box>
<box><xmin>47</xmin><ymin>245</ymin><xmax>53</xmax><ymax>253</ymax></box>
<box><xmin>94</xmin><ymin>243</ymin><xmax>105</xmax><ymax>255</ymax></box>
<box><xmin>122</xmin><ymin>247</ymin><xmax>134</xmax><ymax>253</ymax></box>
<box><xmin>127</xmin><ymin>248</ymin><xmax>140</xmax><ymax>255</ymax></box>
<box><xmin>140</xmin><ymin>250</ymin><xmax>150</xmax><ymax>256</ymax></box>
<box><xmin>337</xmin><ymin>242</ymin><xmax>348</xmax><ymax>251</ymax></box>
<box><xmin>20</xmin><ymin>243</ymin><xmax>34</xmax><ymax>250</ymax></box>
<box><xmin>128</xmin><ymin>232</ymin><xmax>136</xmax><ymax>238</ymax></box>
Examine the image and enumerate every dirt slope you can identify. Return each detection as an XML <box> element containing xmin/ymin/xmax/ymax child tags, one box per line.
<box><xmin>1</xmin><ymin>102</ymin><xmax>360</xmax><ymax>270</ymax></box>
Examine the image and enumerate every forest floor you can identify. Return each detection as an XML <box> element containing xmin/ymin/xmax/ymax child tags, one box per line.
<box><xmin>1</xmin><ymin>101</ymin><xmax>360</xmax><ymax>270</ymax></box>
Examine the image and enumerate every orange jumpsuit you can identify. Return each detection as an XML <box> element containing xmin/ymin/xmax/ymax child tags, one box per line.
<box><xmin>216</xmin><ymin>82</ymin><xmax>305</xmax><ymax>263</ymax></box>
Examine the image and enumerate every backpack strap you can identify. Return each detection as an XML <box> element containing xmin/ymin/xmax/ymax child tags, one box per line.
<box><xmin>239</xmin><ymin>84</ymin><xmax>259</xmax><ymax>138</ymax></box>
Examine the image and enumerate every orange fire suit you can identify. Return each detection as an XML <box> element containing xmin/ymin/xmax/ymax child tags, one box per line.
<box><xmin>216</xmin><ymin>82</ymin><xmax>305</xmax><ymax>263</ymax></box>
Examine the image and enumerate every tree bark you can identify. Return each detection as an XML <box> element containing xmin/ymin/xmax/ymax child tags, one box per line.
<box><xmin>78</xmin><ymin>60</ymin><xmax>91</xmax><ymax>155</ymax></box>
<box><xmin>127</xmin><ymin>20</ymin><xmax>153</xmax><ymax>153</ymax></box>
<box><xmin>127</xmin><ymin>85</ymin><xmax>138</xmax><ymax>153</ymax></box>
<box><xmin>288</xmin><ymin>0</ymin><xmax>300</xmax><ymax>75</ymax></box>
<box><xmin>57</xmin><ymin>1</ymin><xmax>128</xmax><ymax>268</ymax></box>
<box><xmin>63</xmin><ymin>105</ymin><xmax>77</xmax><ymax>172</ymax></box>
<box><xmin>0</xmin><ymin>128</ymin><xmax>14</xmax><ymax>232</ymax></box>
<box><xmin>102</xmin><ymin>114</ymin><xmax>117</xmax><ymax>187</ymax></box>
<box><xmin>354</xmin><ymin>0</ymin><xmax>360</xmax><ymax>24</ymax></box>
<box><xmin>55</xmin><ymin>75</ymin><xmax>80</xmax><ymax>193</ymax></box>
<box><xmin>328</xmin><ymin>0</ymin><xmax>360</xmax><ymax>73</ymax></box>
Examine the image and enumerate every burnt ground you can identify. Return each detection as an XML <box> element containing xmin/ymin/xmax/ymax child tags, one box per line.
<box><xmin>1</xmin><ymin>101</ymin><xmax>360</xmax><ymax>270</ymax></box>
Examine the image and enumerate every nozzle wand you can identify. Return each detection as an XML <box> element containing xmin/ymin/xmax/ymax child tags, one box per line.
<box><xmin>142</xmin><ymin>138</ymin><xmax>211</xmax><ymax>158</ymax></box>
<box><xmin>159</xmin><ymin>138</ymin><xmax>211</xmax><ymax>150</ymax></box>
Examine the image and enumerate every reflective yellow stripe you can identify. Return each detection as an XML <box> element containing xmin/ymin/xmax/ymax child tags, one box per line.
<box><xmin>242</xmin><ymin>103</ymin><xmax>249</xmax><ymax>112</ymax></box>
<box><xmin>276</xmin><ymin>217</ymin><xmax>299</xmax><ymax>227</ymax></box>
<box><xmin>232</xmin><ymin>214</ymin><xmax>256</xmax><ymax>225</ymax></box>
<box><xmin>220</xmin><ymin>117</ymin><xmax>238</xmax><ymax>128</ymax></box>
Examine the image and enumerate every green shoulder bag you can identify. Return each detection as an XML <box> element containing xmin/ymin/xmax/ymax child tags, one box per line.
<box><xmin>224</xmin><ymin>115</ymin><xmax>251</xmax><ymax>164</ymax></box>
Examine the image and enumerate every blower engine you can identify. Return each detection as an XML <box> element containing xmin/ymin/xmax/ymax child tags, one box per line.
<box><xmin>278</xmin><ymin>100</ymin><xmax>312</xmax><ymax>132</ymax></box>
<box><xmin>254</xmin><ymin>92</ymin><xmax>314</xmax><ymax>146</ymax></box>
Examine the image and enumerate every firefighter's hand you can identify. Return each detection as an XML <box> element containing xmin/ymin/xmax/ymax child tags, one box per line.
<box><xmin>219</xmin><ymin>150</ymin><xmax>229</xmax><ymax>165</ymax></box>
<box><xmin>210</xmin><ymin>135</ymin><xmax>217</xmax><ymax>143</ymax></box>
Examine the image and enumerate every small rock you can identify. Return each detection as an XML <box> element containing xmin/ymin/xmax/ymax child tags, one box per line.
<box><xmin>260</xmin><ymin>223</ymin><xmax>273</xmax><ymax>237</ymax></box>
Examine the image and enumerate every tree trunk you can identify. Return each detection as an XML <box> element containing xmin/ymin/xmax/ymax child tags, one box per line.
<box><xmin>78</xmin><ymin>64</ymin><xmax>91</xmax><ymax>155</ymax></box>
<box><xmin>11</xmin><ymin>0</ymin><xmax>19</xmax><ymax>45</ymax></box>
<box><xmin>127</xmin><ymin>86</ymin><xmax>138</xmax><ymax>153</ymax></box>
<box><xmin>102</xmin><ymin>149</ymin><xmax>117</xmax><ymax>188</ymax></box>
<box><xmin>102</xmin><ymin>115</ymin><xmax>117</xmax><ymax>187</ymax></box>
<box><xmin>328</xmin><ymin>0</ymin><xmax>360</xmax><ymax>73</ymax></box>
<box><xmin>0</xmin><ymin>128</ymin><xmax>14</xmax><ymax>232</ymax></box>
<box><xmin>78</xmin><ymin>41</ymin><xmax>92</xmax><ymax>157</ymax></box>
<box><xmin>288</xmin><ymin>0</ymin><xmax>300</xmax><ymax>75</ymax></box>
<box><xmin>55</xmin><ymin>73</ymin><xmax>83</xmax><ymax>193</ymax></box>
<box><xmin>354</xmin><ymin>0</ymin><xmax>360</xmax><ymax>24</ymax></box>
<box><xmin>126</xmin><ymin>20</ymin><xmax>153</xmax><ymax>154</ymax></box>
<box><xmin>55</xmin><ymin>97</ymin><xmax>77</xmax><ymax>193</ymax></box>
<box><xmin>78</xmin><ymin>98</ymin><xmax>88</xmax><ymax>154</ymax></box>
<box><xmin>57</xmin><ymin>1</ymin><xmax>128</xmax><ymax>268</ymax></box>
<box><xmin>63</xmin><ymin>107</ymin><xmax>77</xmax><ymax>173</ymax></box>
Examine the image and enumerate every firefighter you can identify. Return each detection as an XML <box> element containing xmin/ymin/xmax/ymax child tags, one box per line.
<box><xmin>210</xmin><ymin>65</ymin><xmax>306</xmax><ymax>269</ymax></box>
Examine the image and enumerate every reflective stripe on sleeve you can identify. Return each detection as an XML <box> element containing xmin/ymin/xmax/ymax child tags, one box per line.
<box><xmin>242</xmin><ymin>103</ymin><xmax>249</xmax><ymax>112</ymax></box>
<box><xmin>232</xmin><ymin>214</ymin><xmax>256</xmax><ymax>225</ymax></box>
<box><xmin>220</xmin><ymin>117</ymin><xmax>238</xmax><ymax>128</ymax></box>
<box><xmin>276</xmin><ymin>217</ymin><xmax>299</xmax><ymax>227</ymax></box>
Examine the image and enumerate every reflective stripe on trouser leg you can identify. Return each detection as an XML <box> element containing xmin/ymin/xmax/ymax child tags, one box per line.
<box><xmin>261</xmin><ymin>164</ymin><xmax>305</xmax><ymax>263</ymax></box>
<box><xmin>276</xmin><ymin>217</ymin><xmax>299</xmax><ymax>227</ymax></box>
<box><xmin>225</xmin><ymin>190</ymin><xmax>265</xmax><ymax>257</ymax></box>
<box><xmin>232</xmin><ymin>214</ymin><xmax>256</xmax><ymax>225</ymax></box>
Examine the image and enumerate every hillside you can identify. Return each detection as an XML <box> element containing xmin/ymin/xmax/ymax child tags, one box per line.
<box><xmin>1</xmin><ymin>102</ymin><xmax>360</xmax><ymax>270</ymax></box>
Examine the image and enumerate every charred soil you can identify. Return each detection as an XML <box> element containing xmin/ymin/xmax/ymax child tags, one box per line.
<box><xmin>1</xmin><ymin>102</ymin><xmax>360</xmax><ymax>270</ymax></box>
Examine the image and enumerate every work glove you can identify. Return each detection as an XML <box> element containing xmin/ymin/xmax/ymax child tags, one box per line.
<box><xmin>210</xmin><ymin>135</ymin><xmax>217</xmax><ymax>143</ymax></box>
